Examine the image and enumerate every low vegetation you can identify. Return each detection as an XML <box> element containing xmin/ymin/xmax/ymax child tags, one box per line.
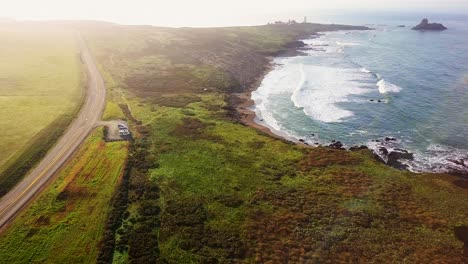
<box><xmin>102</xmin><ymin>100</ymin><xmax>126</xmax><ymax>121</ymax></box>
<box><xmin>78</xmin><ymin>22</ymin><xmax>467</xmax><ymax>263</ymax></box>
<box><xmin>0</xmin><ymin>23</ymin><xmax>83</xmax><ymax>195</ymax></box>
<box><xmin>0</xmin><ymin>21</ymin><xmax>466</xmax><ymax>263</ymax></box>
<box><xmin>0</xmin><ymin>130</ymin><xmax>128</xmax><ymax>263</ymax></box>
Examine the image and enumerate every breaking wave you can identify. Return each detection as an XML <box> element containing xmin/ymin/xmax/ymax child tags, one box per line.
<box><xmin>377</xmin><ymin>79</ymin><xmax>402</xmax><ymax>94</ymax></box>
<box><xmin>290</xmin><ymin>65</ymin><xmax>372</xmax><ymax>123</ymax></box>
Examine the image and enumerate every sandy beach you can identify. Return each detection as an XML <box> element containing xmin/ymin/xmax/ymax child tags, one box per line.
<box><xmin>232</xmin><ymin>60</ymin><xmax>282</xmax><ymax>139</ymax></box>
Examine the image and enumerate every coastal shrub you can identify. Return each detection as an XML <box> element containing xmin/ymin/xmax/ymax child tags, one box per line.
<box><xmin>298</xmin><ymin>147</ymin><xmax>362</xmax><ymax>170</ymax></box>
<box><xmin>86</xmin><ymin>23</ymin><xmax>468</xmax><ymax>263</ymax></box>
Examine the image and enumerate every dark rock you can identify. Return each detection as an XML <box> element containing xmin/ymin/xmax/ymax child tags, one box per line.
<box><xmin>446</xmin><ymin>169</ymin><xmax>468</xmax><ymax>179</ymax></box>
<box><xmin>298</xmin><ymin>139</ymin><xmax>305</xmax><ymax>142</ymax></box>
<box><xmin>370</xmin><ymin>99</ymin><xmax>375</xmax><ymax>102</ymax></box>
<box><xmin>329</xmin><ymin>141</ymin><xmax>345</xmax><ymax>150</ymax></box>
<box><xmin>386</xmin><ymin>150</ymin><xmax>414</xmax><ymax>170</ymax></box>
<box><xmin>454</xmin><ymin>226</ymin><xmax>468</xmax><ymax>257</ymax></box>
<box><xmin>412</xmin><ymin>18</ymin><xmax>447</xmax><ymax>31</ymax></box>
<box><xmin>310</xmin><ymin>133</ymin><xmax>315</xmax><ymax>136</ymax></box>
<box><xmin>394</xmin><ymin>148</ymin><xmax>408</xmax><ymax>153</ymax></box>
<box><xmin>377</xmin><ymin>100</ymin><xmax>383</xmax><ymax>103</ymax></box>
<box><xmin>379</xmin><ymin>147</ymin><xmax>389</xmax><ymax>155</ymax></box>
<box><xmin>453</xmin><ymin>180</ymin><xmax>468</xmax><ymax>189</ymax></box>
<box><xmin>349</xmin><ymin>145</ymin><xmax>368</xmax><ymax>151</ymax></box>
<box><xmin>398</xmin><ymin>25</ymin><xmax>405</xmax><ymax>28</ymax></box>
<box><xmin>448</xmin><ymin>159</ymin><xmax>466</xmax><ymax>167</ymax></box>
<box><xmin>385</xmin><ymin>137</ymin><xmax>397</xmax><ymax>142</ymax></box>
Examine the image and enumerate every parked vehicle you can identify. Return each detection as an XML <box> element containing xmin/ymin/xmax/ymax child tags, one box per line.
<box><xmin>119</xmin><ymin>129</ymin><xmax>130</xmax><ymax>136</ymax></box>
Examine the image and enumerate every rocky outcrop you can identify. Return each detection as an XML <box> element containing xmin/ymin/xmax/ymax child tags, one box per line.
<box><xmin>454</xmin><ymin>226</ymin><xmax>468</xmax><ymax>257</ymax></box>
<box><xmin>386</xmin><ymin>149</ymin><xmax>414</xmax><ymax>169</ymax></box>
<box><xmin>328</xmin><ymin>140</ymin><xmax>345</xmax><ymax>150</ymax></box>
<box><xmin>412</xmin><ymin>19</ymin><xmax>447</xmax><ymax>31</ymax></box>
<box><xmin>349</xmin><ymin>145</ymin><xmax>368</xmax><ymax>151</ymax></box>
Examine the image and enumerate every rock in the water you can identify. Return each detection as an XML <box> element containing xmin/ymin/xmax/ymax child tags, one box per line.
<box><xmin>412</xmin><ymin>18</ymin><xmax>447</xmax><ymax>31</ymax></box>
<box><xmin>448</xmin><ymin>159</ymin><xmax>466</xmax><ymax>168</ymax></box>
<box><xmin>385</xmin><ymin>137</ymin><xmax>397</xmax><ymax>142</ymax></box>
<box><xmin>397</xmin><ymin>25</ymin><xmax>405</xmax><ymax>28</ymax></box>
<box><xmin>386</xmin><ymin>150</ymin><xmax>414</xmax><ymax>170</ymax></box>
<box><xmin>379</xmin><ymin>147</ymin><xmax>389</xmax><ymax>155</ymax></box>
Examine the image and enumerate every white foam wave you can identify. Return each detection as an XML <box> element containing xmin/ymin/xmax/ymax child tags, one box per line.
<box><xmin>407</xmin><ymin>144</ymin><xmax>468</xmax><ymax>174</ymax></box>
<box><xmin>252</xmin><ymin>59</ymin><xmax>304</xmax><ymax>136</ymax></box>
<box><xmin>377</xmin><ymin>79</ymin><xmax>402</xmax><ymax>94</ymax></box>
<box><xmin>360</xmin><ymin>68</ymin><xmax>371</xmax><ymax>73</ymax></box>
<box><xmin>290</xmin><ymin>65</ymin><xmax>373</xmax><ymax>123</ymax></box>
<box><xmin>368</xmin><ymin>139</ymin><xmax>468</xmax><ymax>174</ymax></box>
<box><xmin>336</xmin><ymin>41</ymin><xmax>361</xmax><ymax>46</ymax></box>
<box><xmin>303</xmin><ymin>35</ymin><xmax>344</xmax><ymax>54</ymax></box>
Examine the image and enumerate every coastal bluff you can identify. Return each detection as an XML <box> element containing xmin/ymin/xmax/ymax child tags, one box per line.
<box><xmin>412</xmin><ymin>18</ymin><xmax>447</xmax><ymax>30</ymax></box>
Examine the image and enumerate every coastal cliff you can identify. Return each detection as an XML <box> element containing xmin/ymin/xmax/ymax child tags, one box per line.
<box><xmin>67</xmin><ymin>21</ymin><xmax>468</xmax><ymax>263</ymax></box>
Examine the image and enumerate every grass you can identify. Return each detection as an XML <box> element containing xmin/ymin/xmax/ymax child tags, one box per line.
<box><xmin>0</xmin><ymin>23</ymin><xmax>84</xmax><ymax>193</ymax></box>
<box><xmin>0</xmin><ymin>129</ymin><xmax>128</xmax><ymax>263</ymax></box>
<box><xmin>75</xmin><ymin>22</ymin><xmax>467</xmax><ymax>263</ymax></box>
<box><xmin>1</xmin><ymin>21</ymin><xmax>466</xmax><ymax>263</ymax></box>
<box><xmin>79</xmin><ymin>22</ymin><xmax>367</xmax><ymax>99</ymax></box>
<box><xmin>102</xmin><ymin>93</ymin><xmax>468</xmax><ymax>263</ymax></box>
<box><xmin>102</xmin><ymin>100</ymin><xmax>126</xmax><ymax>121</ymax></box>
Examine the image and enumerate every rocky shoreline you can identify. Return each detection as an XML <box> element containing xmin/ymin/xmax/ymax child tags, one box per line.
<box><xmin>230</xmin><ymin>29</ymin><xmax>468</xmax><ymax>180</ymax></box>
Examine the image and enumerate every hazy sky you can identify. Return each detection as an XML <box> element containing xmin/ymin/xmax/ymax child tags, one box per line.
<box><xmin>2</xmin><ymin>0</ymin><xmax>467</xmax><ymax>27</ymax></box>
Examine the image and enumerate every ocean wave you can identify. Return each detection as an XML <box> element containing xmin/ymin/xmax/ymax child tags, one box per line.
<box><xmin>251</xmin><ymin>60</ymin><xmax>305</xmax><ymax>135</ymax></box>
<box><xmin>368</xmin><ymin>139</ymin><xmax>468</xmax><ymax>174</ymax></box>
<box><xmin>377</xmin><ymin>79</ymin><xmax>402</xmax><ymax>94</ymax></box>
<box><xmin>407</xmin><ymin>144</ymin><xmax>468</xmax><ymax>174</ymax></box>
<box><xmin>360</xmin><ymin>68</ymin><xmax>371</xmax><ymax>73</ymax></box>
<box><xmin>336</xmin><ymin>41</ymin><xmax>361</xmax><ymax>46</ymax></box>
<box><xmin>290</xmin><ymin>65</ymin><xmax>372</xmax><ymax>123</ymax></box>
<box><xmin>303</xmin><ymin>35</ymin><xmax>345</xmax><ymax>54</ymax></box>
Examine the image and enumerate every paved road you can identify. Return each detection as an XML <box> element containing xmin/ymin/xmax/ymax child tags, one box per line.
<box><xmin>0</xmin><ymin>34</ymin><xmax>106</xmax><ymax>229</ymax></box>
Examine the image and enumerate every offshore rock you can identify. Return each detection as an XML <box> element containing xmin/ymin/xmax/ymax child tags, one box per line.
<box><xmin>412</xmin><ymin>19</ymin><xmax>447</xmax><ymax>31</ymax></box>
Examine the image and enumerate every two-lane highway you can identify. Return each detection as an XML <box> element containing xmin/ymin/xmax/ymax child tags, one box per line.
<box><xmin>0</xmin><ymin>34</ymin><xmax>107</xmax><ymax>229</ymax></box>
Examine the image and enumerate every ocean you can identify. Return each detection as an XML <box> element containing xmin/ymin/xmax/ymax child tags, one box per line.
<box><xmin>251</xmin><ymin>12</ymin><xmax>468</xmax><ymax>174</ymax></box>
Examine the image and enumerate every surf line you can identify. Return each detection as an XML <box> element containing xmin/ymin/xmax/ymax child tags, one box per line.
<box><xmin>290</xmin><ymin>62</ymin><xmax>322</xmax><ymax>143</ymax></box>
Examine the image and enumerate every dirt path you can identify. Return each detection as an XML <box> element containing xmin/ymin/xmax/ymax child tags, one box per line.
<box><xmin>0</xmin><ymin>34</ymin><xmax>107</xmax><ymax>229</ymax></box>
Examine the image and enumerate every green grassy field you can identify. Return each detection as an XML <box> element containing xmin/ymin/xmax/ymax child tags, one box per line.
<box><xmin>0</xmin><ymin>23</ymin><xmax>84</xmax><ymax>194</ymax></box>
<box><xmin>0</xmin><ymin>129</ymin><xmax>128</xmax><ymax>263</ymax></box>
<box><xmin>100</xmin><ymin>94</ymin><xmax>466</xmax><ymax>263</ymax></box>
<box><xmin>0</xmin><ymin>21</ymin><xmax>466</xmax><ymax>263</ymax></box>
<box><xmin>102</xmin><ymin>100</ymin><xmax>126</xmax><ymax>121</ymax></box>
<box><xmin>78</xmin><ymin>22</ymin><xmax>467</xmax><ymax>263</ymax></box>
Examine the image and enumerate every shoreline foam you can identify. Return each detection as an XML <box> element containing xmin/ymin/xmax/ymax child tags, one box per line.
<box><xmin>233</xmin><ymin>31</ymin><xmax>468</xmax><ymax>178</ymax></box>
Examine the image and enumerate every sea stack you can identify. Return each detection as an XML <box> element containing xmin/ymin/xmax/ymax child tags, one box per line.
<box><xmin>412</xmin><ymin>18</ymin><xmax>447</xmax><ymax>31</ymax></box>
